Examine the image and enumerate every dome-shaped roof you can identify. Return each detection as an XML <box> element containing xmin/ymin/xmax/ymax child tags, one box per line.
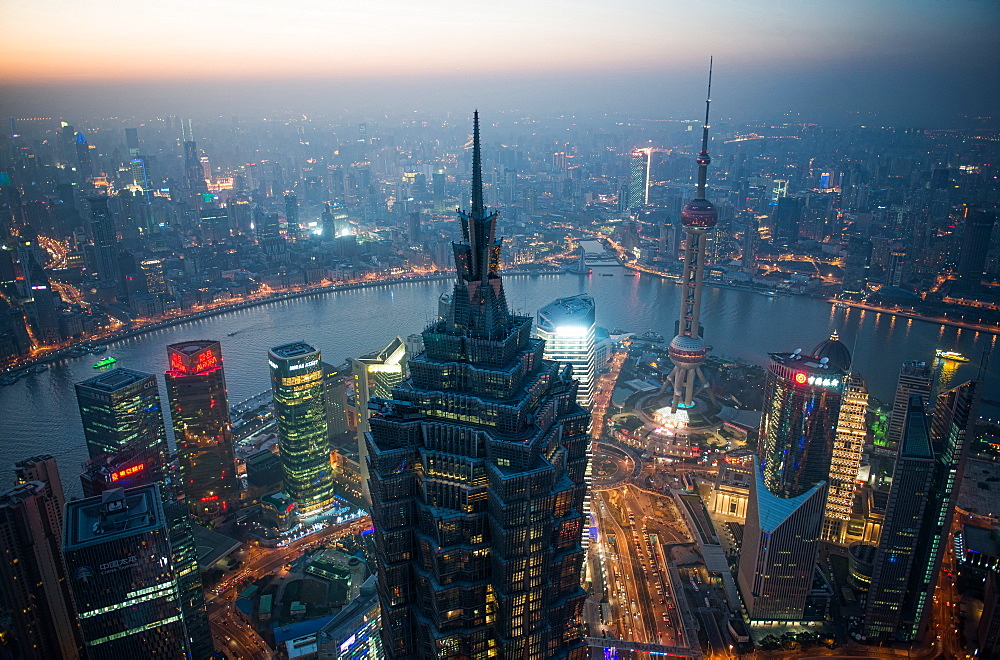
<box><xmin>812</xmin><ymin>330</ymin><xmax>852</xmax><ymax>371</ymax></box>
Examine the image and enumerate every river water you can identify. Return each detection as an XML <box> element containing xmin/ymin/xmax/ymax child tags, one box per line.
<box><xmin>1</xmin><ymin>268</ymin><xmax>996</xmax><ymax>496</ymax></box>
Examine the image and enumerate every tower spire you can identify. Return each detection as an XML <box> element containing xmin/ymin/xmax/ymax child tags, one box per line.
<box><xmin>696</xmin><ymin>57</ymin><xmax>713</xmax><ymax>200</ymax></box>
<box><xmin>471</xmin><ymin>110</ymin><xmax>484</xmax><ymax>220</ymax></box>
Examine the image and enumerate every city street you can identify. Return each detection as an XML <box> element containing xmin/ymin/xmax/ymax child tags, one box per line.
<box><xmin>207</xmin><ymin>515</ymin><xmax>371</xmax><ymax>659</ymax></box>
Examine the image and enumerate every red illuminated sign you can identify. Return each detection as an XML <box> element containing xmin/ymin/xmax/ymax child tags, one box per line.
<box><xmin>794</xmin><ymin>372</ymin><xmax>808</xmax><ymax>385</ymax></box>
<box><xmin>201</xmin><ymin>495</ymin><xmax>219</xmax><ymax>502</ymax></box>
<box><xmin>110</xmin><ymin>463</ymin><xmax>145</xmax><ymax>482</ymax></box>
<box><xmin>170</xmin><ymin>348</ymin><xmax>219</xmax><ymax>375</ymax></box>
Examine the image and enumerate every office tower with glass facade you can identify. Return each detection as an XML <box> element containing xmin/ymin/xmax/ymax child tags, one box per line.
<box><xmin>864</xmin><ymin>381</ymin><xmax>980</xmax><ymax>641</ymax></box>
<box><xmin>864</xmin><ymin>395</ymin><xmax>937</xmax><ymax>639</ymax></box>
<box><xmin>62</xmin><ymin>485</ymin><xmax>196</xmax><ymax>657</ymax></box>
<box><xmin>367</xmin><ymin>113</ymin><xmax>588</xmax><ymax>660</ymax></box>
<box><xmin>887</xmin><ymin>361</ymin><xmax>932</xmax><ymax>451</ymax></box>
<box><xmin>165</xmin><ymin>340</ymin><xmax>239</xmax><ymax>521</ymax></box>
<box><xmin>628</xmin><ymin>148</ymin><xmax>651</xmax><ymax>214</ymax></box>
<box><xmin>0</xmin><ymin>480</ymin><xmax>82</xmax><ymax>659</ymax></box>
<box><xmin>351</xmin><ymin>336</ymin><xmax>407</xmax><ymax>497</ymax></box>
<box><xmin>75</xmin><ymin>368</ymin><xmax>169</xmax><ymax>461</ymax></box>
<box><xmin>323</xmin><ymin>362</ymin><xmax>351</xmax><ymax>437</ymax></box>
<box><xmin>738</xmin><ymin>350</ymin><xmax>845</xmax><ymax>621</ymax></box>
<box><xmin>536</xmin><ymin>294</ymin><xmax>597</xmax><ymax>408</ymax></box>
<box><xmin>270</xmin><ymin>342</ymin><xmax>336</xmax><ymax>516</ymax></box>
<box><xmin>812</xmin><ymin>332</ymin><xmax>868</xmax><ymax>544</ymax></box>
<box><xmin>87</xmin><ymin>196</ymin><xmax>121</xmax><ymax>292</ymax></box>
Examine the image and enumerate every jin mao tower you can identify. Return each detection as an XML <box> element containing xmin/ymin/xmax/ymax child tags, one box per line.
<box><xmin>366</xmin><ymin>113</ymin><xmax>589</xmax><ymax>660</ymax></box>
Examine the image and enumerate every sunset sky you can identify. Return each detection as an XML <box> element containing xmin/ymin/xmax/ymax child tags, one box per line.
<box><xmin>1</xmin><ymin>0</ymin><xmax>997</xmax><ymax>123</ymax></box>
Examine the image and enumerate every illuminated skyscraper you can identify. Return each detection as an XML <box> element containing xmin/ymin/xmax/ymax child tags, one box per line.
<box><xmin>269</xmin><ymin>342</ymin><xmax>336</xmax><ymax>516</ymax></box>
<box><xmin>350</xmin><ymin>336</ymin><xmax>406</xmax><ymax>498</ymax></box>
<box><xmin>864</xmin><ymin>381</ymin><xmax>980</xmax><ymax>641</ymax></box>
<box><xmin>536</xmin><ymin>294</ymin><xmax>597</xmax><ymax>408</ymax></box>
<box><xmin>628</xmin><ymin>148</ymin><xmax>651</xmax><ymax>215</ymax></box>
<box><xmin>367</xmin><ymin>113</ymin><xmax>588</xmax><ymax>659</ymax></box>
<box><xmin>165</xmin><ymin>340</ymin><xmax>239</xmax><ymax>521</ymax></box>
<box><xmin>738</xmin><ymin>350</ymin><xmax>845</xmax><ymax>621</ymax></box>
<box><xmin>812</xmin><ymin>332</ymin><xmax>868</xmax><ymax>544</ymax></box>
<box><xmin>75</xmin><ymin>368</ymin><xmax>168</xmax><ymax>461</ymax></box>
<box><xmin>62</xmin><ymin>485</ymin><xmax>200</xmax><ymax>657</ymax></box>
<box><xmin>665</xmin><ymin>63</ymin><xmax>717</xmax><ymax>413</ymax></box>
<box><xmin>0</xmin><ymin>477</ymin><xmax>82</xmax><ymax>659</ymax></box>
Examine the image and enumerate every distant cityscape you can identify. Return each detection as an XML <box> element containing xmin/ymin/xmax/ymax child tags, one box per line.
<box><xmin>0</xmin><ymin>94</ymin><xmax>998</xmax><ymax>660</ymax></box>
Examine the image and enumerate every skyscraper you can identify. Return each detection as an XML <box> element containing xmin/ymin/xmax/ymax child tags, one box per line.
<box><xmin>88</xmin><ymin>196</ymin><xmax>121</xmax><ymax>291</ymax></box>
<box><xmin>863</xmin><ymin>395</ymin><xmax>937</xmax><ymax>639</ymax></box>
<box><xmin>269</xmin><ymin>342</ymin><xmax>336</xmax><ymax>516</ymax></box>
<box><xmin>0</xmin><ymin>479</ymin><xmax>82</xmax><ymax>659</ymax></box>
<box><xmin>75</xmin><ymin>368</ymin><xmax>169</xmax><ymax>461</ymax></box>
<box><xmin>536</xmin><ymin>294</ymin><xmax>597</xmax><ymax>408</ymax></box>
<box><xmin>350</xmin><ymin>336</ymin><xmax>407</xmax><ymax>497</ymax></box>
<box><xmin>812</xmin><ymin>332</ymin><xmax>868</xmax><ymax>544</ymax></box>
<box><xmin>14</xmin><ymin>453</ymin><xmax>66</xmax><ymax>513</ymax></box>
<box><xmin>955</xmin><ymin>209</ymin><xmax>996</xmax><ymax>292</ymax></box>
<box><xmin>63</xmin><ymin>485</ymin><xmax>200</xmax><ymax>657</ymax></box>
<box><xmin>887</xmin><ymin>361</ymin><xmax>933</xmax><ymax>451</ymax></box>
<box><xmin>665</xmin><ymin>63</ymin><xmax>717</xmax><ymax>413</ymax></box>
<box><xmin>165</xmin><ymin>340</ymin><xmax>239</xmax><ymax>521</ymax></box>
<box><xmin>628</xmin><ymin>148</ymin><xmax>651</xmax><ymax>215</ymax></box>
<box><xmin>738</xmin><ymin>349</ymin><xmax>846</xmax><ymax>621</ymax></box>
<box><xmin>367</xmin><ymin>112</ymin><xmax>588</xmax><ymax>659</ymax></box>
<box><xmin>864</xmin><ymin>381</ymin><xmax>980</xmax><ymax>641</ymax></box>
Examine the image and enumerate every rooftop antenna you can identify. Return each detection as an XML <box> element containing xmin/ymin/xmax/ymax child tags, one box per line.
<box><xmin>471</xmin><ymin>110</ymin><xmax>484</xmax><ymax>221</ymax></box>
<box><xmin>695</xmin><ymin>56</ymin><xmax>714</xmax><ymax>201</ymax></box>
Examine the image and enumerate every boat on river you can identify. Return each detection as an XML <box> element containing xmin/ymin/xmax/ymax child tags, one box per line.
<box><xmin>93</xmin><ymin>357</ymin><xmax>117</xmax><ymax>368</ymax></box>
<box><xmin>935</xmin><ymin>350</ymin><xmax>969</xmax><ymax>363</ymax></box>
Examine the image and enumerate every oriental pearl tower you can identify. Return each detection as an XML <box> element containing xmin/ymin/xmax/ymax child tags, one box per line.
<box><xmin>666</xmin><ymin>60</ymin><xmax>718</xmax><ymax>413</ymax></box>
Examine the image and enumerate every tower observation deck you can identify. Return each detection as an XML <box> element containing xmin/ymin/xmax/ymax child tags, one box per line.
<box><xmin>666</xmin><ymin>60</ymin><xmax>718</xmax><ymax>413</ymax></box>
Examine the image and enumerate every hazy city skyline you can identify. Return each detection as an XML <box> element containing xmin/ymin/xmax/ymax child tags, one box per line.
<box><xmin>2</xmin><ymin>0</ymin><xmax>998</xmax><ymax>125</ymax></box>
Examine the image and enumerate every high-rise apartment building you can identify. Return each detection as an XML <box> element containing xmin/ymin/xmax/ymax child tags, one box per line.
<box><xmin>63</xmin><ymin>485</ymin><xmax>203</xmax><ymax>657</ymax></box>
<box><xmin>14</xmin><ymin>453</ymin><xmax>66</xmax><ymax>513</ymax></box>
<box><xmin>536</xmin><ymin>294</ymin><xmax>597</xmax><ymax>408</ymax></box>
<box><xmin>75</xmin><ymin>368</ymin><xmax>168</xmax><ymax>461</ymax></box>
<box><xmin>738</xmin><ymin>350</ymin><xmax>845</xmax><ymax>621</ymax></box>
<box><xmin>270</xmin><ymin>342</ymin><xmax>336</xmax><ymax>516</ymax></box>
<box><xmin>165</xmin><ymin>340</ymin><xmax>239</xmax><ymax>521</ymax></box>
<box><xmin>367</xmin><ymin>113</ymin><xmax>588</xmax><ymax>659</ymax></box>
<box><xmin>0</xmin><ymin>479</ymin><xmax>82</xmax><ymax>659</ymax></box>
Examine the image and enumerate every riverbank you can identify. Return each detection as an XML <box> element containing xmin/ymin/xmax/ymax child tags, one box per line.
<box><xmin>828</xmin><ymin>299</ymin><xmax>1000</xmax><ymax>336</ymax></box>
<box><xmin>3</xmin><ymin>274</ymin><xmax>456</xmax><ymax>374</ymax></box>
<box><xmin>4</xmin><ymin>269</ymin><xmax>572</xmax><ymax>375</ymax></box>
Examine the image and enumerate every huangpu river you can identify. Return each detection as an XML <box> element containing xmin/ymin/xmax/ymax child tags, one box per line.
<box><xmin>1</xmin><ymin>268</ymin><xmax>996</xmax><ymax>497</ymax></box>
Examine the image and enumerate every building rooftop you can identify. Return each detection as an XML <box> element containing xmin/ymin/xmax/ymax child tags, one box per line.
<box><xmin>270</xmin><ymin>342</ymin><xmax>318</xmax><ymax>359</ymax></box>
<box><xmin>168</xmin><ymin>340</ymin><xmax>217</xmax><ymax>356</ymax></box>
<box><xmin>536</xmin><ymin>294</ymin><xmax>595</xmax><ymax>331</ymax></box>
<box><xmin>64</xmin><ymin>484</ymin><xmax>163</xmax><ymax>549</ymax></box>
<box><xmin>76</xmin><ymin>368</ymin><xmax>154</xmax><ymax>393</ymax></box>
